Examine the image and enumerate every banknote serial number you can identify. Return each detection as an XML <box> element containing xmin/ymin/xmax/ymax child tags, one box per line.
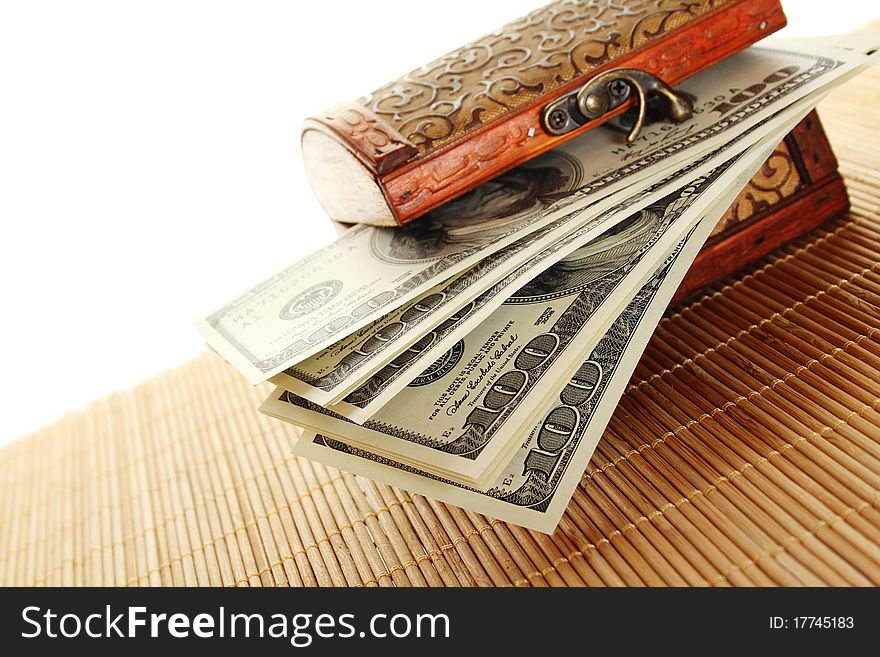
<box><xmin>769</xmin><ymin>616</ymin><xmax>854</xmax><ymax>630</ymax></box>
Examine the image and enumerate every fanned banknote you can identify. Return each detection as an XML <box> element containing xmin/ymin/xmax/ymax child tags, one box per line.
<box><xmin>198</xmin><ymin>36</ymin><xmax>880</xmax><ymax>385</ymax></box>
<box><xmin>276</xmin><ymin>137</ymin><xmax>778</xmax><ymax>532</ymax></box>
<box><xmin>279</xmin><ymin>88</ymin><xmax>831</xmax><ymax>419</ymax></box>
<box><xmin>197</xmin><ymin>35</ymin><xmax>880</xmax><ymax>533</ymax></box>
<box><xmin>287</xmin><ymin>208</ymin><xmax>725</xmax><ymax>533</ymax></box>
<box><xmin>260</xmin><ymin>128</ymin><xmax>781</xmax><ymax>485</ymax></box>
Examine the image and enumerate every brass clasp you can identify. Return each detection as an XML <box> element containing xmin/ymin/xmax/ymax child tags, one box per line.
<box><xmin>542</xmin><ymin>68</ymin><xmax>694</xmax><ymax>143</ymax></box>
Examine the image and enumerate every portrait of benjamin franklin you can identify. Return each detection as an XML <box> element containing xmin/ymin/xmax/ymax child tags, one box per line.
<box><xmin>509</xmin><ymin>200</ymin><xmax>671</xmax><ymax>302</ymax></box>
<box><xmin>369</xmin><ymin>151</ymin><xmax>584</xmax><ymax>264</ymax></box>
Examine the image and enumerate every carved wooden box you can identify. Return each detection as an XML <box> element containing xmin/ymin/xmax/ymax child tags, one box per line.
<box><xmin>302</xmin><ymin>0</ymin><xmax>787</xmax><ymax>226</ymax></box>
<box><xmin>672</xmin><ymin>109</ymin><xmax>848</xmax><ymax>303</ymax></box>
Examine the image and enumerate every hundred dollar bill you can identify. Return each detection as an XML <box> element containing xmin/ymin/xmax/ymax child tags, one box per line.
<box><xmin>269</xmin><ymin>120</ymin><xmax>767</xmax><ymax>408</ymax></box>
<box><xmin>270</xmin><ymin>77</ymin><xmax>836</xmax><ymax>426</ymax></box>
<box><xmin>198</xmin><ymin>35</ymin><xmax>879</xmax><ymax>384</ymax></box>
<box><xmin>260</xmin><ymin>129</ymin><xmax>779</xmax><ymax>484</ymax></box>
<box><xmin>288</xmin><ymin>208</ymin><xmax>724</xmax><ymax>533</ymax></box>
<box><xmin>261</xmin><ymin>35</ymin><xmax>880</xmax><ymax>400</ymax></box>
<box><xmin>269</xmin><ymin>208</ymin><xmax>613</xmax><ymax>407</ymax></box>
<box><xmin>279</xmin><ymin>154</ymin><xmax>775</xmax><ymax>532</ymax></box>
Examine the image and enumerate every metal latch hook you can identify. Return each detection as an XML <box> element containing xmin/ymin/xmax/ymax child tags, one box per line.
<box><xmin>542</xmin><ymin>68</ymin><xmax>694</xmax><ymax>143</ymax></box>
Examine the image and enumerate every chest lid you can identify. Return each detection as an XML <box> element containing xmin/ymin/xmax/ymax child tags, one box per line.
<box><xmin>302</xmin><ymin>0</ymin><xmax>787</xmax><ymax>226</ymax></box>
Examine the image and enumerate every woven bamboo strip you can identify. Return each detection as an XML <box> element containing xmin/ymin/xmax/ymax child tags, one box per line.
<box><xmin>640</xmin><ymin>351</ymin><xmax>880</xmax><ymax>584</ymax></box>
<box><xmin>508</xmin><ymin>524</ymin><xmax>573</xmax><ymax>586</ymax></box>
<box><xmin>165</xmin><ymin>377</ymin><xmax>213</xmax><ymax>586</ymax></box>
<box><xmin>387</xmin><ymin>487</ymin><xmax>465</xmax><ymax>586</ymax></box>
<box><xmin>166</xmin><ymin>369</ymin><xmax>225</xmax><ymax>586</ymax></box>
<box><xmin>374</xmin><ymin>483</ymin><xmax>445</xmax><ymax>586</ymax></box>
<box><xmin>186</xmin><ymin>366</ymin><xmax>254</xmax><ymax>586</ymax></box>
<box><xmin>591</xmin><ymin>438</ymin><xmax>750</xmax><ymax>586</ymax></box>
<box><xmin>461</xmin><ymin>510</ymin><xmax>532</xmax><ymax>586</ymax></box>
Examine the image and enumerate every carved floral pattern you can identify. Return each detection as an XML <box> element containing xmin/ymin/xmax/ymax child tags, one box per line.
<box><xmin>712</xmin><ymin>140</ymin><xmax>804</xmax><ymax>237</ymax></box>
<box><xmin>359</xmin><ymin>0</ymin><xmax>728</xmax><ymax>154</ymax></box>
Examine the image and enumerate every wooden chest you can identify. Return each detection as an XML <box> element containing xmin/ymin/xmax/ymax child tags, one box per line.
<box><xmin>674</xmin><ymin>109</ymin><xmax>848</xmax><ymax>303</ymax></box>
<box><xmin>303</xmin><ymin>0</ymin><xmax>788</xmax><ymax>227</ymax></box>
<box><xmin>312</xmin><ymin>0</ymin><xmax>848</xmax><ymax>299</ymax></box>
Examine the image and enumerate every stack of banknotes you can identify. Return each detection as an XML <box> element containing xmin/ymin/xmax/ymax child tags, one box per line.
<box><xmin>198</xmin><ymin>36</ymin><xmax>879</xmax><ymax>532</ymax></box>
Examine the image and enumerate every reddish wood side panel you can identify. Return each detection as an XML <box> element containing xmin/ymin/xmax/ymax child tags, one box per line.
<box><xmin>671</xmin><ymin>109</ymin><xmax>848</xmax><ymax>304</ymax></box>
<box><xmin>381</xmin><ymin>0</ymin><xmax>787</xmax><ymax>225</ymax></box>
<box><xmin>670</xmin><ymin>175</ymin><xmax>849</xmax><ymax>306</ymax></box>
<box><xmin>786</xmin><ymin>110</ymin><xmax>840</xmax><ymax>183</ymax></box>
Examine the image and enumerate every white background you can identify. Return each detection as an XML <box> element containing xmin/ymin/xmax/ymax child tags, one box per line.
<box><xmin>1</xmin><ymin>1</ymin><xmax>877</xmax><ymax>447</ymax></box>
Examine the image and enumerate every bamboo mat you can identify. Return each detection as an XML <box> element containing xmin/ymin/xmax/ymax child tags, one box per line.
<box><xmin>4</xmin><ymin>64</ymin><xmax>880</xmax><ymax>590</ymax></box>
